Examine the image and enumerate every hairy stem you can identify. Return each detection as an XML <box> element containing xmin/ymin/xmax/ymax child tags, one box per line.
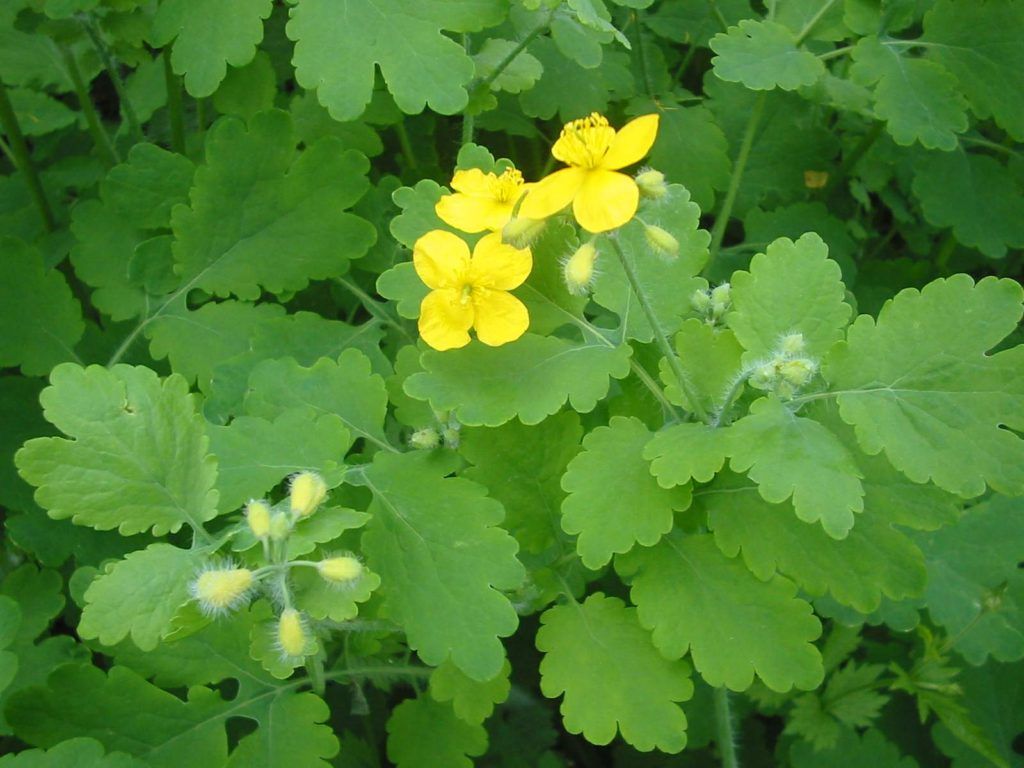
<box><xmin>80</xmin><ymin>14</ymin><xmax>142</xmax><ymax>143</ymax></box>
<box><xmin>707</xmin><ymin>91</ymin><xmax>766</xmax><ymax>271</ymax></box>
<box><xmin>393</xmin><ymin>121</ymin><xmax>417</xmax><ymax>170</ymax></box>
<box><xmin>714</xmin><ymin>687</ymin><xmax>740</xmax><ymax>768</ymax></box>
<box><xmin>0</xmin><ymin>85</ymin><xmax>55</xmax><ymax>230</ymax></box>
<box><xmin>61</xmin><ymin>46</ymin><xmax>119</xmax><ymax>166</ymax></box>
<box><xmin>609</xmin><ymin>237</ymin><xmax>709</xmax><ymax>423</ymax></box>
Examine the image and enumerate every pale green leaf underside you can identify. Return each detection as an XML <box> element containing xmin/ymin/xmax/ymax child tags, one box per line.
<box><xmin>537</xmin><ymin>594</ymin><xmax>692</xmax><ymax>753</ymax></box>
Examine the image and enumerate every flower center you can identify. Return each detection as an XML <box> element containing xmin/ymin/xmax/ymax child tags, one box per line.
<box><xmin>459</xmin><ymin>283</ymin><xmax>474</xmax><ymax>305</ymax></box>
<box><xmin>489</xmin><ymin>168</ymin><xmax>524</xmax><ymax>203</ymax></box>
<box><xmin>555</xmin><ymin>113</ymin><xmax>614</xmax><ymax>169</ymax></box>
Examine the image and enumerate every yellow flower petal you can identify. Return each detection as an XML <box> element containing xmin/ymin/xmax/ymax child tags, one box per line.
<box><xmin>449</xmin><ymin>168</ymin><xmax>493</xmax><ymax>196</ymax></box>
<box><xmin>518</xmin><ymin>167</ymin><xmax>586</xmax><ymax>220</ymax></box>
<box><xmin>552</xmin><ymin>116</ymin><xmax>615</xmax><ymax>168</ymax></box>
<box><xmin>413</xmin><ymin>230</ymin><xmax>471</xmax><ymax>290</ymax></box>
<box><xmin>418</xmin><ymin>288</ymin><xmax>474</xmax><ymax>350</ymax></box>
<box><xmin>436</xmin><ymin>193</ymin><xmax>512</xmax><ymax>233</ymax></box>
<box><xmin>468</xmin><ymin>232</ymin><xmax>532</xmax><ymax>291</ymax></box>
<box><xmin>472</xmin><ymin>289</ymin><xmax>529</xmax><ymax>346</ymax></box>
<box><xmin>573</xmin><ymin>169</ymin><xmax>639</xmax><ymax>233</ymax></box>
<box><xmin>600</xmin><ymin>113</ymin><xmax>660</xmax><ymax>171</ymax></box>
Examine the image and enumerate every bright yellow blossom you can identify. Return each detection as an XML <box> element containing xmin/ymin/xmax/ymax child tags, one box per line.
<box><xmin>414</xmin><ymin>229</ymin><xmax>531</xmax><ymax>351</ymax></box>
<box><xmin>520</xmin><ymin>112</ymin><xmax>660</xmax><ymax>233</ymax></box>
<box><xmin>436</xmin><ymin>167</ymin><xmax>533</xmax><ymax>233</ymax></box>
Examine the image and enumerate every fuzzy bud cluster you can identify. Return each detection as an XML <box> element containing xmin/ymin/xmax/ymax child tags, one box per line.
<box><xmin>691</xmin><ymin>282</ymin><xmax>731</xmax><ymax>325</ymax></box>
<box><xmin>748</xmin><ymin>332</ymin><xmax>819</xmax><ymax>399</ymax></box>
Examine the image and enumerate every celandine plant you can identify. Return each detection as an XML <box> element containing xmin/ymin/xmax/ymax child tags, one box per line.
<box><xmin>0</xmin><ymin>1</ymin><xmax>1022</xmax><ymax>767</ymax></box>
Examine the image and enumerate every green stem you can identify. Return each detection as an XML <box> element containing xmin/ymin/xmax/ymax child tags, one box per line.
<box><xmin>673</xmin><ymin>44</ymin><xmax>698</xmax><ymax>82</ymax></box>
<box><xmin>818</xmin><ymin>44</ymin><xmax>854</xmax><ymax>62</ymax></box>
<box><xmin>706</xmin><ymin>0</ymin><xmax>730</xmax><ymax>32</ymax></box>
<box><xmin>707</xmin><ymin>91</ymin><xmax>766</xmax><ymax>272</ymax></box>
<box><xmin>393</xmin><ymin>121</ymin><xmax>417</xmax><ymax>170</ymax></box>
<box><xmin>61</xmin><ymin>46</ymin><xmax>119</xmax><ymax>166</ymax></box>
<box><xmin>80</xmin><ymin>14</ymin><xmax>142</xmax><ymax>143</ymax></box>
<box><xmin>306</xmin><ymin>653</ymin><xmax>326</xmax><ymax>696</ymax></box>
<box><xmin>609</xmin><ymin>237</ymin><xmax>709</xmax><ymax>423</ymax></box>
<box><xmin>322</xmin><ymin>664</ymin><xmax>432</xmax><ymax>683</ymax></box>
<box><xmin>711</xmin><ymin>370</ymin><xmax>750</xmax><ymax>427</ymax></box>
<box><xmin>0</xmin><ymin>85</ymin><xmax>55</xmax><ymax>230</ymax></box>
<box><xmin>461</xmin><ymin>34</ymin><xmax>475</xmax><ymax>145</ymax></box>
<box><xmin>477</xmin><ymin>13</ymin><xmax>552</xmax><ymax>93</ymax></box>
<box><xmin>935</xmin><ymin>230</ymin><xmax>957</xmax><ymax>274</ymax></box>
<box><xmin>714</xmin><ymin>687</ymin><xmax>740</xmax><ymax>768</ymax></box>
<box><xmin>631</xmin><ymin>11</ymin><xmax>653</xmax><ymax>97</ymax></box>
<box><xmin>334</xmin><ymin>275</ymin><xmax>414</xmax><ymax>342</ymax></box>
<box><xmin>631</xmin><ymin>358</ymin><xmax>684</xmax><ymax>422</ymax></box>
<box><xmin>164</xmin><ymin>51</ymin><xmax>186</xmax><ymax>153</ymax></box>
<box><xmin>794</xmin><ymin>0</ymin><xmax>838</xmax><ymax>45</ymax></box>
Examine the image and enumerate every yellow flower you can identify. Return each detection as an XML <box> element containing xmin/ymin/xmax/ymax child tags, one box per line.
<box><xmin>435</xmin><ymin>167</ymin><xmax>533</xmax><ymax>233</ymax></box>
<box><xmin>414</xmin><ymin>229</ymin><xmax>532</xmax><ymax>351</ymax></box>
<box><xmin>520</xmin><ymin>112</ymin><xmax>660</xmax><ymax>233</ymax></box>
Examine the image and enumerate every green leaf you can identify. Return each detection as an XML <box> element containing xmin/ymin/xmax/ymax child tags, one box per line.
<box><xmin>562</xmin><ymin>416</ymin><xmax>691</xmax><ymax>569</ymax></box>
<box><xmin>172</xmin><ymin>110</ymin><xmax>375</xmax><ymax>300</ymax></box>
<box><xmin>645</xmin><ymin>104</ymin><xmax>730</xmax><ymax>212</ymax></box>
<box><xmin>241</xmin><ymin>350</ymin><xmax>389</xmax><ymax>452</ymax></box>
<box><xmin>618</xmin><ymin>532</ymin><xmax>823</xmax><ymax>692</ymax></box>
<box><xmin>287</xmin><ymin>0</ymin><xmax>506</xmax><ymax>120</ymax></box>
<box><xmin>78</xmin><ymin>544</ymin><xmax>200</xmax><ymax>651</ymax></box>
<box><xmin>8</xmin><ymin>87</ymin><xmax>75</xmax><ymax>136</ymax></box>
<box><xmin>645</xmin><ymin>422</ymin><xmax>731</xmax><ymax>487</ymax></box>
<box><xmin>146</xmin><ymin>301</ymin><xmax>286</xmax><ymax>389</ymax></box>
<box><xmin>727</xmin><ymin>232</ymin><xmax>851</xmax><ymax>361</ymax></box>
<box><xmin>291</xmin><ymin>559</ymin><xmax>379</xmax><ymax>622</ymax></box>
<box><xmin>226</xmin><ymin>692</ymin><xmax>339</xmax><ymax>767</ymax></box>
<box><xmin>790</xmin><ymin>727</ymin><xmax>919</xmax><ymax>768</ymax></box>
<box><xmin>911</xmin><ymin>150</ymin><xmax>1024</xmax><ymax>259</ymax></box>
<box><xmin>824</xmin><ymin>275</ymin><xmax>1024</xmax><ymax>498</ymax></box>
<box><xmin>592</xmin><ymin>184</ymin><xmax>709</xmax><ymax>342</ymax></box>
<box><xmin>0</xmin><ymin>238</ymin><xmax>84</xmax><ymax>376</ymax></box>
<box><xmin>16</xmin><ymin>364</ymin><xmax>219</xmax><ymax>536</ymax></box>
<box><xmin>727</xmin><ymin>398</ymin><xmax>864</xmax><ymax>538</ymax></box>
<box><xmin>150</xmin><ymin>0</ymin><xmax>273</xmax><ymax>97</ymax></box>
<box><xmin>429</xmin><ymin>659</ymin><xmax>511</xmax><ymax>725</ymax></box>
<box><xmin>474</xmin><ymin>39</ymin><xmax>543</xmax><ymax>93</ymax></box>
<box><xmin>710</xmin><ymin>19</ymin><xmax>824</xmax><ymax>91</ymax></box>
<box><xmin>519</xmin><ymin>39</ymin><xmax>634</xmax><ymax>121</ymax></box>
<box><xmin>405</xmin><ymin>334</ymin><xmax>632</xmax><ymax>427</ymax></box>
<box><xmin>922</xmin><ymin>0</ymin><xmax>1024</xmax><ymax>141</ymax></box>
<box><xmin>387</xmin><ymin>698</ymin><xmax>487</xmax><ymax>768</ymax></box>
<box><xmin>101</xmin><ymin>144</ymin><xmax>196</xmax><ymax>230</ymax></box>
<box><xmin>0</xmin><ymin>738</ymin><xmax>145</xmax><ymax>768</ymax></box>
<box><xmin>208</xmin><ymin>409</ymin><xmax>351</xmax><ymax>514</ymax></box>
<box><xmin>460</xmin><ymin>412</ymin><xmax>583</xmax><ymax>554</ymax></box>
<box><xmin>212</xmin><ymin>51</ymin><xmax>276</xmax><ymax>121</ymax></box>
<box><xmin>644</xmin><ymin>0</ymin><xmax>754</xmax><ymax>48</ymax></box>
<box><xmin>849</xmin><ymin>36</ymin><xmax>967</xmax><ymax>151</ymax></box>
<box><xmin>204</xmin><ymin>312</ymin><xmax>387</xmax><ymax>422</ymax></box>
<box><xmin>388</xmin><ymin>179</ymin><xmax>451</xmax><ymax>250</ymax></box>
<box><xmin>743</xmin><ymin>203</ymin><xmax>858</xmax><ymax>275</ymax></box>
<box><xmin>360</xmin><ymin>452</ymin><xmax>525</xmax><ymax>680</ymax></box>
<box><xmin>702</xmin><ymin>469</ymin><xmax>925</xmax><ymax>612</ymax></box>
<box><xmin>517</xmin><ymin>220</ymin><xmax>588</xmax><ymax>336</ymax></box>
<box><xmin>536</xmin><ymin>593</ymin><xmax>692</xmax><ymax>753</ymax></box>
<box><xmin>914</xmin><ymin>496</ymin><xmax>1024</xmax><ymax>665</ymax></box>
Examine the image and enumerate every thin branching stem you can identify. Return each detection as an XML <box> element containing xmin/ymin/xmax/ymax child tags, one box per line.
<box><xmin>80</xmin><ymin>14</ymin><xmax>143</xmax><ymax>143</ymax></box>
<box><xmin>0</xmin><ymin>85</ymin><xmax>55</xmax><ymax>230</ymax></box>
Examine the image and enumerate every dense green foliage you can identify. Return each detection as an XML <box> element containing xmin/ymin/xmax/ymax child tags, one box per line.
<box><xmin>1</xmin><ymin>0</ymin><xmax>1023</xmax><ymax>766</ymax></box>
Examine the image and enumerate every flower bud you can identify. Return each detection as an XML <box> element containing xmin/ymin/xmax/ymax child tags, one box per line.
<box><xmin>778</xmin><ymin>333</ymin><xmax>806</xmax><ymax>357</ymax></box>
<box><xmin>690</xmin><ymin>288</ymin><xmax>712</xmax><ymax>313</ymax></box>
<box><xmin>277</xmin><ymin>608</ymin><xmax>308</xmax><ymax>658</ymax></box>
<box><xmin>501</xmin><ymin>216</ymin><xmax>545</xmax><ymax>249</ymax></box>
<box><xmin>441</xmin><ymin>425</ymin><xmax>461</xmax><ymax>449</ymax></box>
<box><xmin>778</xmin><ymin>358</ymin><xmax>816</xmax><ymax>388</ymax></box>
<box><xmin>710</xmin><ymin>282</ymin><xmax>731</xmax><ymax>308</ymax></box>
<box><xmin>748</xmin><ymin>363</ymin><xmax>777</xmax><ymax>391</ymax></box>
<box><xmin>268</xmin><ymin>512</ymin><xmax>292</xmax><ymax>542</ymax></box>
<box><xmin>635</xmin><ymin>168</ymin><xmax>668</xmax><ymax>199</ymax></box>
<box><xmin>245</xmin><ymin>499</ymin><xmax>272</xmax><ymax>539</ymax></box>
<box><xmin>563</xmin><ymin>242</ymin><xmax>599</xmax><ymax>295</ymax></box>
<box><xmin>191</xmin><ymin>566</ymin><xmax>253</xmax><ymax>615</ymax></box>
<box><xmin>290</xmin><ymin>471</ymin><xmax>327</xmax><ymax>518</ymax></box>
<box><xmin>643</xmin><ymin>225</ymin><xmax>679</xmax><ymax>260</ymax></box>
<box><xmin>317</xmin><ymin>555</ymin><xmax>364</xmax><ymax>583</ymax></box>
<box><xmin>409</xmin><ymin>427</ymin><xmax>440</xmax><ymax>450</ymax></box>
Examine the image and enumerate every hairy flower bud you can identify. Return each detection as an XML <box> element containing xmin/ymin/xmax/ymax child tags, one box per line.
<box><xmin>635</xmin><ymin>168</ymin><xmax>667</xmax><ymax>199</ymax></box>
<box><xmin>191</xmin><ymin>566</ymin><xmax>253</xmax><ymax>615</ymax></box>
<box><xmin>501</xmin><ymin>216</ymin><xmax>545</xmax><ymax>249</ymax></box>
<box><xmin>778</xmin><ymin>358</ymin><xmax>816</xmax><ymax>388</ymax></box>
<box><xmin>245</xmin><ymin>499</ymin><xmax>272</xmax><ymax>539</ymax></box>
<box><xmin>748</xmin><ymin>363</ymin><xmax>777</xmax><ymax>391</ymax></box>
<box><xmin>563</xmin><ymin>242</ymin><xmax>599</xmax><ymax>295</ymax></box>
<box><xmin>318</xmin><ymin>555</ymin><xmax>364</xmax><ymax>583</ymax></box>
<box><xmin>690</xmin><ymin>288</ymin><xmax>712</xmax><ymax>313</ymax></box>
<box><xmin>779</xmin><ymin>333</ymin><xmax>806</xmax><ymax>357</ymax></box>
<box><xmin>409</xmin><ymin>427</ymin><xmax>440</xmax><ymax>450</ymax></box>
<box><xmin>290</xmin><ymin>471</ymin><xmax>327</xmax><ymax>518</ymax></box>
<box><xmin>277</xmin><ymin>608</ymin><xmax>308</xmax><ymax>658</ymax></box>
<box><xmin>268</xmin><ymin>512</ymin><xmax>292</xmax><ymax>542</ymax></box>
<box><xmin>644</xmin><ymin>224</ymin><xmax>679</xmax><ymax>260</ymax></box>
